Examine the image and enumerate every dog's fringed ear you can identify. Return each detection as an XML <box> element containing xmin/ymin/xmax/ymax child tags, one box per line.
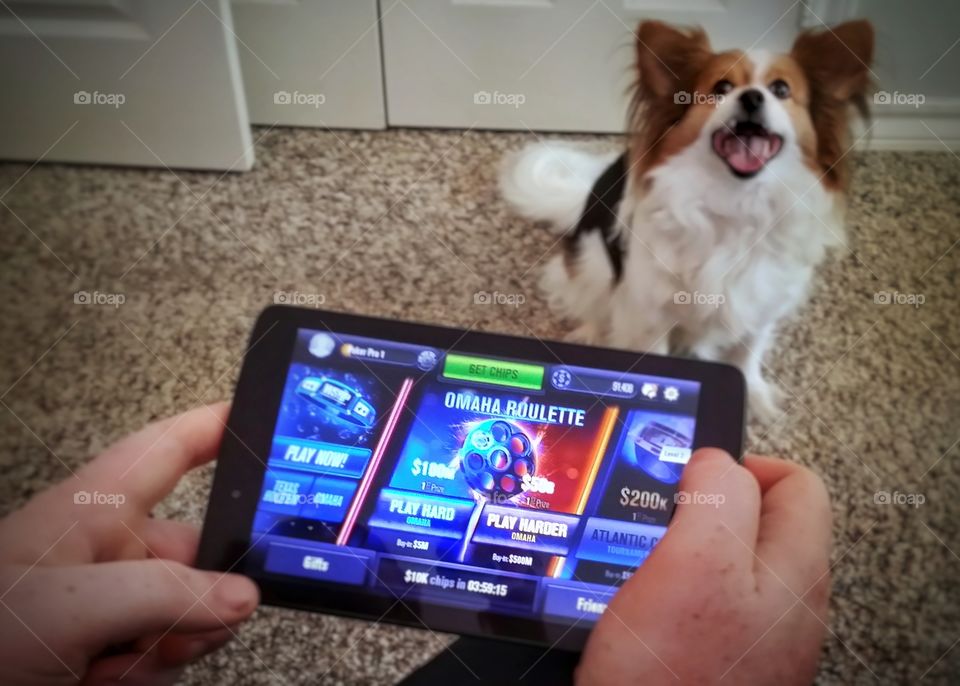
<box><xmin>791</xmin><ymin>20</ymin><xmax>874</xmax><ymax>103</ymax></box>
<box><xmin>635</xmin><ymin>21</ymin><xmax>712</xmax><ymax>100</ymax></box>
<box><xmin>791</xmin><ymin>21</ymin><xmax>874</xmax><ymax>190</ymax></box>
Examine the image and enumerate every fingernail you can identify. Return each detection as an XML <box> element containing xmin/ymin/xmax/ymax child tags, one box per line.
<box><xmin>215</xmin><ymin>575</ymin><xmax>257</xmax><ymax>612</ymax></box>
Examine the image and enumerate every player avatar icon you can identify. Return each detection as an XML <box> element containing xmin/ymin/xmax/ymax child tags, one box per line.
<box><xmin>459</xmin><ymin>419</ymin><xmax>536</xmax><ymax>501</ymax></box>
<box><xmin>296</xmin><ymin>376</ymin><xmax>376</xmax><ymax>429</ymax></box>
<box><xmin>628</xmin><ymin>421</ymin><xmax>691</xmax><ymax>484</ymax></box>
<box><xmin>308</xmin><ymin>333</ymin><xmax>335</xmax><ymax>358</ymax></box>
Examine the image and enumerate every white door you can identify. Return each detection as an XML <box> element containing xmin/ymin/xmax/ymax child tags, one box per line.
<box><xmin>0</xmin><ymin>0</ymin><xmax>253</xmax><ymax>171</ymax></box>
<box><xmin>380</xmin><ymin>0</ymin><xmax>802</xmax><ymax>132</ymax></box>
<box><xmin>232</xmin><ymin>0</ymin><xmax>386</xmax><ymax>129</ymax></box>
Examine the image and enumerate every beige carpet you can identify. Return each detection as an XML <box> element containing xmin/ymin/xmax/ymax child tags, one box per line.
<box><xmin>0</xmin><ymin>127</ymin><xmax>958</xmax><ymax>685</ymax></box>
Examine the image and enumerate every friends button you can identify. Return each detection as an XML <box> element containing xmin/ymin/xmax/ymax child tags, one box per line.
<box><xmin>541</xmin><ymin>583</ymin><xmax>615</xmax><ymax>622</ymax></box>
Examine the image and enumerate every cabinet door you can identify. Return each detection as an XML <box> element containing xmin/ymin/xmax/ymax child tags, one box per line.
<box><xmin>232</xmin><ymin>0</ymin><xmax>386</xmax><ymax>129</ymax></box>
<box><xmin>381</xmin><ymin>0</ymin><xmax>801</xmax><ymax>132</ymax></box>
<box><xmin>0</xmin><ymin>0</ymin><xmax>253</xmax><ymax>170</ymax></box>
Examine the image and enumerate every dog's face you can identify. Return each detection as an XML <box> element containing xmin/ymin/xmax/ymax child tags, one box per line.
<box><xmin>631</xmin><ymin>20</ymin><xmax>873</xmax><ymax>190</ymax></box>
<box><xmin>703</xmin><ymin>52</ymin><xmax>807</xmax><ymax>179</ymax></box>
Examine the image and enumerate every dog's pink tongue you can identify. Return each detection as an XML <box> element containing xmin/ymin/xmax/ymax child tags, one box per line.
<box><xmin>715</xmin><ymin>132</ymin><xmax>780</xmax><ymax>175</ymax></box>
<box><xmin>726</xmin><ymin>137</ymin><xmax>767</xmax><ymax>174</ymax></box>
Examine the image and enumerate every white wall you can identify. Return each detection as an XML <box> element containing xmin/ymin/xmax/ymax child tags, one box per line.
<box><xmin>852</xmin><ymin>0</ymin><xmax>960</xmax><ymax>150</ymax></box>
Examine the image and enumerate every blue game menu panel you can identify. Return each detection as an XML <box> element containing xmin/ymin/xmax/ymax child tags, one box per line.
<box><xmin>249</xmin><ymin>328</ymin><xmax>701</xmax><ymax>624</ymax></box>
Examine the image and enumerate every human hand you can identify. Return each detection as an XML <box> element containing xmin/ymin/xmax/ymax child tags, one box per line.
<box><xmin>578</xmin><ymin>448</ymin><xmax>832</xmax><ymax>686</ymax></box>
<box><xmin>0</xmin><ymin>403</ymin><xmax>260</xmax><ymax>686</ymax></box>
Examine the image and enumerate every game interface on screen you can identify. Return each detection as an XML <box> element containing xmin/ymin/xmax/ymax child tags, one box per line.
<box><xmin>248</xmin><ymin>328</ymin><xmax>701</xmax><ymax>624</ymax></box>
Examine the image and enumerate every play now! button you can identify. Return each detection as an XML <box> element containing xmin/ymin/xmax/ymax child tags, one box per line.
<box><xmin>442</xmin><ymin>353</ymin><xmax>544</xmax><ymax>391</ymax></box>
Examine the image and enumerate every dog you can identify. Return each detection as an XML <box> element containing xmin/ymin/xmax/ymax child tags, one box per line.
<box><xmin>500</xmin><ymin>20</ymin><xmax>874</xmax><ymax>420</ymax></box>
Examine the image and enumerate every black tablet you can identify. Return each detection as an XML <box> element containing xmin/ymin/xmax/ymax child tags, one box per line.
<box><xmin>197</xmin><ymin>306</ymin><xmax>745</xmax><ymax>651</ymax></box>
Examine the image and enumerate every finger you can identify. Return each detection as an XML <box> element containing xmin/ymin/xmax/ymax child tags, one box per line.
<box><xmin>40</xmin><ymin>559</ymin><xmax>258</xmax><ymax>655</ymax></box>
<box><xmin>142</xmin><ymin>519</ymin><xmax>201</xmax><ymax>565</ymax></box>
<box><xmin>85</xmin><ymin>627</ymin><xmax>234</xmax><ymax>686</ymax></box>
<box><xmin>156</xmin><ymin>626</ymin><xmax>234</xmax><ymax>666</ymax></box>
<box><xmin>126</xmin><ymin>625</ymin><xmax>235</xmax><ymax>668</ymax></box>
<box><xmin>77</xmin><ymin>402</ymin><xmax>230</xmax><ymax>512</ymax></box>
<box><xmin>82</xmin><ymin>651</ymin><xmax>183</xmax><ymax>686</ymax></box>
<box><xmin>742</xmin><ymin>455</ymin><xmax>832</xmax><ymax>597</ymax></box>
<box><xmin>659</xmin><ymin>448</ymin><xmax>762</xmax><ymax>569</ymax></box>
<box><xmin>742</xmin><ymin>454</ymin><xmax>809</xmax><ymax>492</ymax></box>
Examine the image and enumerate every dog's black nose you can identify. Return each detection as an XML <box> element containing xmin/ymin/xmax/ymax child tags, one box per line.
<box><xmin>739</xmin><ymin>89</ymin><xmax>764</xmax><ymax>114</ymax></box>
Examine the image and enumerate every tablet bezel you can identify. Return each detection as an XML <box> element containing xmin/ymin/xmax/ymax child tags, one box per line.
<box><xmin>197</xmin><ymin>305</ymin><xmax>745</xmax><ymax>651</ymax></box>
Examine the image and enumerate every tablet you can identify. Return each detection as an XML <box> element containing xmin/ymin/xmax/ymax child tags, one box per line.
<box><xmin>197</xmin><ymin>306</ymin><xmax>745</xmax><ymax>651</ymax></box>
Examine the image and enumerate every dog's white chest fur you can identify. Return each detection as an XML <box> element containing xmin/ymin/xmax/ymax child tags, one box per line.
<box><xmin>618</xmin><ymin>146</ymin><xmax>842</xmax><ymax>353</ymax></box>
<box><xmin>522</xmin><ymin>142</ymin><xmax>843</xmax><ymax>418</ymax></box>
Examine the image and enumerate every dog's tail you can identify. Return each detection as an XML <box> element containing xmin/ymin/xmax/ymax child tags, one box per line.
<box><xmin>499</xmin><ymin>143</ymin><xmax>620</xmax><ymax>233</ymax></box>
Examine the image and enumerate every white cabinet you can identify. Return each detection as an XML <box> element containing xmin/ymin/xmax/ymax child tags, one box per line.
<box><xmin>232</xmin><ymin>0</ymin><xmax>386</xmax><ymax>129</ymax></box>
<box><xmin>0</xmin><ymin>0</ymin><xmax>253</xmax><ymax>170</ymax></box>
<box><xmin>4</xmin><ymin>0</ymin><xmax>956</xmax><ymax>169</ymax></box>
<box><xmin>380</xmin><ymin>0</ymin><xmax>803</xmax><ymax>132</ymax></box>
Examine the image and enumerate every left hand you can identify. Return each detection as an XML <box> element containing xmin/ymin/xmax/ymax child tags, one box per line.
<box><xmin>0</xmin><ymin>403</ymin><xmax>260</xmax><ymax>686</ymax></box>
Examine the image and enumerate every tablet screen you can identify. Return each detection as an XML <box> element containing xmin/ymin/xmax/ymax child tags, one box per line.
<box><xmin>247</xmin><ymin>327</ymin><xmax>702</xmax><ymax>626</ymax></box>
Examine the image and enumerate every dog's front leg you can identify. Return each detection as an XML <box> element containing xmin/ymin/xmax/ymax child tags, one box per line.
<box><xmin>724</xmin><ymin>326</ymin><xmax>787</xmax><ymax>422</ymax></box>
<box><xmin>607</xmin><ymin>296</ymin><xmax>672</xmax><ymax>355</ymax></box>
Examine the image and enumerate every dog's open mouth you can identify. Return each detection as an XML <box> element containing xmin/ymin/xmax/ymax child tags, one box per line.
<box><xmin>712</xmin><ymin>122</ymin><xmax>783</xmax><ymax>177</ymax></box>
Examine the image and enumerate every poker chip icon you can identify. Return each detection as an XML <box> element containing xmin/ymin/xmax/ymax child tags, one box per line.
<box><xmin>459</xmin><ymin>419</ymin><xmax>535</xmax><ymax>500</ymax></box>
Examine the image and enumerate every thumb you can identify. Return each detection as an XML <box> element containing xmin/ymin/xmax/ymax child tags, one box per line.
<box><xmin>25</xmin><ymin>560</ymin><xmax>259</xmax><ymax>654</ymax></box>
<box><xmin>652</xmin><ymin>448</ymin><xmax>761</xmax><ymax>567</ymax></box>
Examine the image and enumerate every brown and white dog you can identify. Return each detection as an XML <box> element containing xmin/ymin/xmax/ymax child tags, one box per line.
<box><xmin>500</xmin><ymin>20</ymin><xmax>874</xmax><ymax>420</ymax></box>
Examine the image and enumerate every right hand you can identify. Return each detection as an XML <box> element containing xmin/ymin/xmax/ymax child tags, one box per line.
<box><xmin>577</xmin><ymin>448</ymin><xmax>832</xmax><ymax>686</ymax></box>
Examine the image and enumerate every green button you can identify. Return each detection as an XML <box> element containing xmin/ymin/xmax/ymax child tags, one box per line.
<box><xmin>442</xmin><ymin>354</ymin><xmax>544</xmax><ymax>391</ymax></box>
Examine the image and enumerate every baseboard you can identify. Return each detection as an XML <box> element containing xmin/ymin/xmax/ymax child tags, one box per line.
<box><xmin>857</xmin><ymin>97</ymin><xmax>960</xmax><ymax>152</ymax></box>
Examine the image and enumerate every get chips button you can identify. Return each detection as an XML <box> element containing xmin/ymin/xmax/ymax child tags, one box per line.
<box><xmin>442</xmin><ymin>353</ymin><xmax>544</xmax><ymax>391</ymax></box>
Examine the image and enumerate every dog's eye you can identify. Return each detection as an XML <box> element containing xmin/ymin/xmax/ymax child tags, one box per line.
<box><xmin>769</xmin><ymin>79</ymin><xmax>791</xmax><ymax>99</ymax></box>
<box><xmin>712</xmin><ymin>80</ymin><xmax>734</xmax><ymax>96</ymax></box>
